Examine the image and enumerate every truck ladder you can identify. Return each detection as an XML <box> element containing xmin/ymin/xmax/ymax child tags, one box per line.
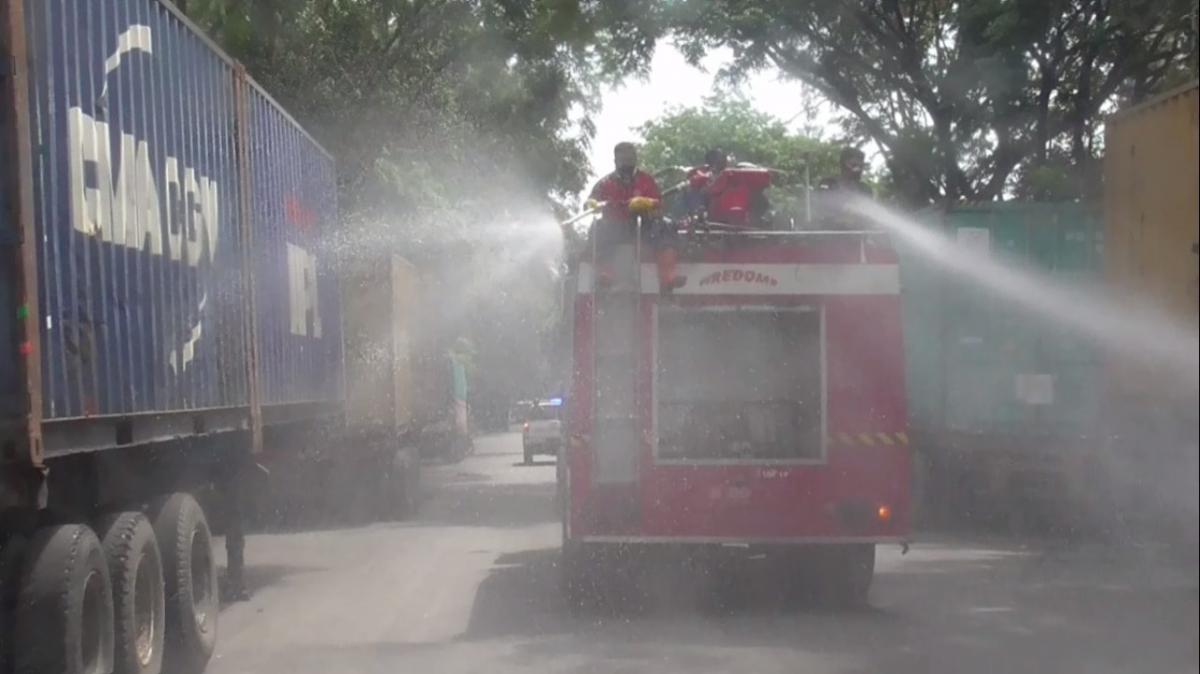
<box><xmin>588</xmin><ymin>218</ymin><xmax>643</xmax><ymax>500</ymax></box>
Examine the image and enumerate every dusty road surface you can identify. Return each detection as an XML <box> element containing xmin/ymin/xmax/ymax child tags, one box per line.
<box><xmin>210</xmin><ymin>432</ymin><xmax>1199</xmax><ymax>674</ymax></box>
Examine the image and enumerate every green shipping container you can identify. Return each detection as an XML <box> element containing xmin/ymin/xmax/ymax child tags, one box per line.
<box><xmin>899</xmin><ymin>203</ymin><xmax>1105</xmax><ymax>438</ymax></box>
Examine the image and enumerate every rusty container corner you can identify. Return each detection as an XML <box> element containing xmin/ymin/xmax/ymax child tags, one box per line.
<box><xmin>233</xmin><ymin>64</ymin><xmax>264</xmax><ymax>454</ymax></box>
<box><xmin>2</xmin><ymin>0</ymin><xmax>46</xmax><ymax>507</ymax></box>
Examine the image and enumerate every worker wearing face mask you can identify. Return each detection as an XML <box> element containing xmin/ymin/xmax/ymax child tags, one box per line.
<box><xmin>814</xmin><ymin>146</ymin><xmax>873</xmax><ymax>229</ymax></box>
<box><xmin>588</xmin><ymin>142</ymin><xmax>662</xmax><ymax>224</ymax></box>
<box><xmin>585</xmin><ymin>142</ymin><xmax>685</xmax><ymax>293</ymax></box>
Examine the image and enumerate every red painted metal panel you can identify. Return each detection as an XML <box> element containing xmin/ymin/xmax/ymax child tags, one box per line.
<box><xmin>566</xmin><ymin>235</ymin><xmax>911</xmax><ymax>543</ymax></box>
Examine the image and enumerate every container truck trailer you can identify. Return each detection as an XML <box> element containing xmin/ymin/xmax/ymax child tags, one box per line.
<box><xmin>338</xmin><ymin>254</ymin><xmax>426</xmax><ymax>515</ymax></box>
<box><xmin>1101</xmin><ymin>81</ymin><xmax>1199</xmax><ymax>548</ymax></box>
<box><xmin>898</xmin><ymin>84</ymin><xmax>1198</xmax><ymax>542</ymax></box>
<box><xmin>0</xmin><ymin>1</ymin><xmax>393</xmax><ymax>672</ymax></box>
<box><xmin>898</xmin><ymin>203</ymin><xmax>1106</xmax><ymax>533</ymax></box>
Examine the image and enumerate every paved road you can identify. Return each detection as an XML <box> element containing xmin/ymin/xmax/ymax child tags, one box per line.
<box><xmin>210</xmin><ymin>432</ymin><xmax>1199</xmax><ymax>674</ymax></box>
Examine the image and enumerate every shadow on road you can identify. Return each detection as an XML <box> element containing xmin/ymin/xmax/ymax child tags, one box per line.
<box><xmin>218</xmin><ymin>563</ymin><xmax>324</xmax><ymax>609</ymax></box>
<box><xmin>462</xmin><ymin>547</ymin><xmax>892</xmax><ymax>635</ymax></box>
<box><xmin>457</xmin><ymin>542</ymin><xmax>1200</xmax><ymax>674</ymax></box>
<box><xmin>416</xmin><ymin>481</ymin><xmax>558</xmax><ymax>529</ymax></box>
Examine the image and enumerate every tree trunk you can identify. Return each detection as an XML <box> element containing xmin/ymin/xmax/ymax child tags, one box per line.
<box><xmin>1035</xmin><ymin>54</ymin><xmax>1054</xmax><ymax>165</ymax></box>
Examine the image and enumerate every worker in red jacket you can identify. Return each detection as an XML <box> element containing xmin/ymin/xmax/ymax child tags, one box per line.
<box><xmin>682</xmin><ymin>148</ymin><xmax>729</xmax><ymax>216</ymax></box>
<box><xmin>586</xmin><ymin>142</ymin><xmax>685</xmax><ymax>292</ymax></box>
<box><xmin>589</xmin><ymin>142</ymin><xmax>662</xmax><ymax>223</ymax></box>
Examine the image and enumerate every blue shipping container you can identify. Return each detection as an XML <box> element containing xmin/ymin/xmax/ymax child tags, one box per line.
<box><xmin>244</xmin><ymin>86</ymin><xmax>343</xmax><ymax>410</ymax></box>
<box><xmin>2</xmin><ymin>0</ymin><xmax>342</xmax><ymax>458</ymax></box>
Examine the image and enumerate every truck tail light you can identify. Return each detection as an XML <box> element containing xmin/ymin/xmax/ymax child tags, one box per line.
<box><xmin>877</xmin><ymin>505</ymin><xmax>892</xmax><ymax>523</ymax></box>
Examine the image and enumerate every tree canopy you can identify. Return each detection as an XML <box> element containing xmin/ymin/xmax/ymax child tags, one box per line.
<box><xmin>185</xmin><ymin>0</ymin><xmax>1199</xmax><ymax>213</ymax></box>
<box><xmin>180</xmin><ymin>0</ymin><xmax>648</xmax><ymax>413</ymax></box>
<box><xmin>637</xmin><ymin>99</ymin><xmax>844</xmax><ymax>224</ymax></box>
<box><xmin>182</xmin><ymin>0</ymin><xmax>662</xmax><ymax>250</ymax></box>
<box><xmin>177</xmin><ymin>0</ymin><xmax>1197</xmax><ymax>414</ymax></box>
<box><xmin>669</xmin><ymin>0</ymin><xmax>1199</xmax><ymax>204</ymax></box>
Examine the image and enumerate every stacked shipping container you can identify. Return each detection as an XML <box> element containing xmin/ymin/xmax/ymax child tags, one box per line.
<box><xmin>3</xmin><ymin>0</ymin><xmax>343</xmax><ymax>471</ymax></box>
<box><xmin>898</xmin><ymin>203</ymin><xmax>1109</xmax><ymax>531</ymax></box>
<box><xmin>901</xmin><ymin>81</ymin><xmax>1199</xmax><ymax>537</ymax></box>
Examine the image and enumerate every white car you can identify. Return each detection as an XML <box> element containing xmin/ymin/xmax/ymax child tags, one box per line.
<box><xmin>522</xmin><ymin>399</ymin><xmax>563</xmax><ymax>464</ymax></box>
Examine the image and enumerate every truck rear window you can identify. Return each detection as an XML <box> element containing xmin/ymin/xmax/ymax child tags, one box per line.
<box><xmin>656</xmin><ymin>307</ymin><xmax>824</xmax><ymax>462</ymax></box>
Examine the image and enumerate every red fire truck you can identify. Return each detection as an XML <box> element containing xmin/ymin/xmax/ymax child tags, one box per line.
<box><xmin>558</xmin><ymin>207</ymin><xmax>911</xmax><ymax>607</ymax></box>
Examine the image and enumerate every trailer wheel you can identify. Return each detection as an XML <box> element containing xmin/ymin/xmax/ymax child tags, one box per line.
<box><xmin>98</xmin><ymin>512</ymin><xmax>165</xmax><ymax>674</ymax></box>
<box><xmin>153</xmin><ymin>494</ymin><xmax>218</xmax><ymax>674</ymax></box>
<box><xmin>14</xmin><ymin>524</ymin><xmax>116</xmax><ymax>674</ymax></box>
<box><xmin>1</xmin><ymin>535</ymin><xmax>30</xmax><ymax>672</ymax></box>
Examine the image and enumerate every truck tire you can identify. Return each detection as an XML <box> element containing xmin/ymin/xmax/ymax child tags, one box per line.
<box><xmin>1</xmin><ymin>535</ymin><xmax>29</xmax><ymax>672</ymax></box>
<box><xmin>98</xmin><ymin>512</ymin><xmax>165</xmax><ymax>674</ymax></box>
<box><xmin>14</xmin><ymin>524</ymin><xmax>115</xmax><ymax>674</ymax></box>
<box><xmin>152</xmin><ymin>494</ymin><xmax>217</xmax><ymax>674</ymax></box>
<box><xmin>561</xmin><ymin>542</ymin><xmax>611</xmax><ymax>613</ymax></box>
<box><xmin>825</xmin><ymin>544</ymin><xmax>875</xmax><ymax>608</ymax></box>
<box><xmin>402</xmin><ymin>450</ymin><xmax>422</xmax><ymax>516</ymax></box>
<box><xmin>560</xmin><ymin>541</ymin><xmax>590</xmax><ymax>611</ymax></box>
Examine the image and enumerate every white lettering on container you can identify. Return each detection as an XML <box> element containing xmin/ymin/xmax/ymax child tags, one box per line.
<box><xmin>68</xmin><ymin>107</ymin><xmax>219</xmax><ymax>267</ymax></box>
<box><xmin>287</xmin><ymin>242</ymin><xmax>322</xmax><ymax>338</ymax></box>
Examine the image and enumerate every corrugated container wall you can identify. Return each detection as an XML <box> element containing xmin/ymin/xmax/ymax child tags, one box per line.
<box><xmin>244</xmin><ymin>86</ymin><xmax>342</xmax><ymax>410</ymax></box>
<box><xmin>1103</xmin><ymin>82</ymin><xmax>1199</xmax><ymax>406</ymax></box>
<box><xmin>7</xmin><ymin>0</ymin><xmax>341</xmax><ymax>433</ymax></box>
<box><xmin>25</xmin><ymin>0</ymin><xmax>247</xmax><ymax>419</ymax></box>
<box><xmin>900</xmin><ymin>203</ymin><xmax>1105</xmax><ymax>437</ymax></box>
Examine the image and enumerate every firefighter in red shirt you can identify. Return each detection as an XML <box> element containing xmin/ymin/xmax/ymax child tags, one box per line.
<box><xmin>586</xmin><ymin>142</ymin><xmax>685</xmax><ymax>292</ymax></box>
<box><xmin>682</xmin><ymin>148</ymin><xmax>729</xmax><ymax>217</ymax></box>
<box><xmin>683</xmin><ymin>148</ymin><xmax>773</xmax><ymax>229</ymax></box>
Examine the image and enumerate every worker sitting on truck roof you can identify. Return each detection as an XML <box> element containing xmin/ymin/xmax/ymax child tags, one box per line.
<box><xmin>681</xmin><ymin>148</ymin><xmax>728</xmax><ymax>217</ymax></box>
<box><xmin>819</xmin><ymin>147</ymin><xmax>871</xmax><ymax>195</ymax></box>
<box><xmin>814</xmin><ymin>147</ymin><xmax>873</xmax><ymax>229</ymax></box>
<box><xmin>683</xmin><ymin>149</ymin><xmax>773</xmax><ymax>229</ymax></box>
<box><xmin>706</xmin><ymin>164</ymin><xmax>773</xmax><ymax>229</ymax></box>
<box><xmin>589</xmin><ymin>142</ymin><xmax>662</xmax><ymax>224</ymax></box>
<box><xmin>586</xmin><ymin>142</ymin><xmax>686</xmax><ymax>293</ymax></box>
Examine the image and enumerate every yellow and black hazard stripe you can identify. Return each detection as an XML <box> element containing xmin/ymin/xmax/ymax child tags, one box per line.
<box><xmin>826</xmin><ymin>432</ymin><xmax>910</xmax><ymax>447</ymax></box>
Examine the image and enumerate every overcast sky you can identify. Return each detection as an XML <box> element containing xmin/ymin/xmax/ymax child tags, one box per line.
<box><xmin>585</xmin><ymin>42</ymin><xmax>834</xmax><ymax>184</ymax></box>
